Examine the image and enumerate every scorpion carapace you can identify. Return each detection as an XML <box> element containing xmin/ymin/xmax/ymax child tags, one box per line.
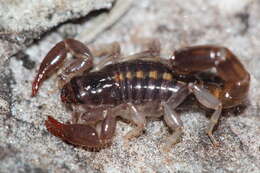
<box><xmin>32</xmin><ymin>38</ymin><xmax>250</xmax><ymax>150</ymax></box>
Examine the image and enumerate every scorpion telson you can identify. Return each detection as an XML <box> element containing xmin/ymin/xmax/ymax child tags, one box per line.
<box><xmin>32</xmin><ymin>39</ymin><xmax>250</xmax><ymax>150</ymax></box>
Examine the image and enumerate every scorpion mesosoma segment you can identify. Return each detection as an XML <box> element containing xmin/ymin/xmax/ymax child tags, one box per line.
<box><xmin>32</xmin><ymin>39</ymin><xmax>250</xmax><ymax>150</ymax></box>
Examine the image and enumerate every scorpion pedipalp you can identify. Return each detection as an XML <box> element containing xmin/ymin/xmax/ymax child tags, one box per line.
<box><xmin>32</xmin><ymin>39</ymin><xmax>93</xmax><ymax>96</ymax></box>
<box><xmin>45</xmin><ymin>116</ymin><xmax>101</xmax><ymax>148</ymax></box>
<box><xmin>45</xmin><ymin>113</ymin><xmax>116</xmax><ymax>149</ymax></box>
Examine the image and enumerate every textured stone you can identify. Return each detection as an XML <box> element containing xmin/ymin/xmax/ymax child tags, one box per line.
<box><xmin>1</xmin><ymin>0</ymin><xmax>260</xmax><ymax>172</ymax></box>
<box><xmin>0</xmin><ymin>0</ymin><xmax>115</xmax><ymax>64</ymax></box>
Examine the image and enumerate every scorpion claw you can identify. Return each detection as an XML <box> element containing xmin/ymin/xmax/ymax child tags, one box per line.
<box><xmin>31</xmin><ymin>39</ymin><xmax>93</xmax><ymax>97</ymax></box>
<box><xmin>45</xmin><ymin>116</ymin><xmax>103</xmax><ymax>148</ymax></box>
<box><xmin>45</xmin><ymin>116</ymin><xmax>66</xmax><ymax>138</ymax></box>
<box><xmin>32</xmin><ymin>41</ymin><xmax>67</xmax><ymax>97</ymax></box>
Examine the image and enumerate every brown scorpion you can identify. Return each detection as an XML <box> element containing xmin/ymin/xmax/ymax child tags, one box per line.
<box><xmin>32</xmin><ymin>39</ymin><xmax>250</xmax><ymax>150</ymax></box>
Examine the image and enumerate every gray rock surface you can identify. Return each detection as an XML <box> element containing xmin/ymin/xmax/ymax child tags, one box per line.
<box><xmin>0</xmin><ymin>0</ymin><xmax>115</xmax><ymax>64</ymax></box>
<box><xmin>1</xmin><ymin>0</ymin><xmax>260</xmax><ymax>172</ymax></box>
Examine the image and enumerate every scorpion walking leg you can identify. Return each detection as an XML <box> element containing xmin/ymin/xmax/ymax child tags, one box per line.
<box><xmin>122</xmin><ymin>39</ymin><xmax>161</xmax><ymax>61</ymax></box>
<box><xmin>91</xmin><ymin>42</ymin><xmax>121</xmax><ymax>71</ymax></box>
<box><xmin>188</xmin><ymin>83</ymin><xmax>222</xmax><ymax>146</ymax></box>
<box><xmin>72</xmin><ymin>107</ymin><xmax>105</xmax><ymax>124</ymax></box>
<box><xmin>91</xmin><ymin>42</ymin><xmax>121</xmax><ymax>58</ymax></box>
<box><xmin>123</xmin><ymin>103</ymin><xmax>146</xmax><ymax>141</ymax></box>
<box><xmin>92</xmin><ymin>39</ymin><xmax>160</xmax><ymax>71</ymax></box>
<box><xmin>45</xmin><ymin>110</ymin><xmax>116</xmax><ymax>150</ymax></box>
<box><xmin>32</xmin><ymin>39</ymin><xmax>93</xmax><ymax>96</ymax></box>
<box><xmin>162</xmin><ymin>86</ymin><xmax>189</xmax><ymax>150</ymax></box>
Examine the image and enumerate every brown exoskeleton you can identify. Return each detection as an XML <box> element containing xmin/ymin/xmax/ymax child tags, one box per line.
<box><xmin>32</xmin><ymin>39</ymin><xmax>250</xmax><ymax>150</ymax></box>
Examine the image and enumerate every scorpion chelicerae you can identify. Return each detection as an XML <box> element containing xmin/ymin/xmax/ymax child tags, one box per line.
<box><xmin>32</xmin><ymin>39</ymin><xmax>250</xmax><ymax>150</ymax></box>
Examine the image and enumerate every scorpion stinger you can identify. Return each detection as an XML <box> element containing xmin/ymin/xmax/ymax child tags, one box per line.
<box><xmin>171</xmin><ymin>45</ymin><xmax>250</xmax><ymax>146</ymax></box>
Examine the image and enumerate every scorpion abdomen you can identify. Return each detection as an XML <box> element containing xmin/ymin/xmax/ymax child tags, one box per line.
<box><xmin>66</xmin><ymin>60</ymin><xmax>187</xmax><ymax>106</ymax></box>
<box><xmin>108</xmin><ymin>60</ymin><xmax>186</xmax><ymax>104</ymax></box>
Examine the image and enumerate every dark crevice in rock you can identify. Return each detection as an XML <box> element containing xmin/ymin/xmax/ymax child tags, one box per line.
<box><xmin>14</xmin><ymin>51</ymin><xmax>36</xmax><ymax>70</ymax></box>
<box><xmin>0</xmin><ymin>64</ymin><xmax>13</xmax><ymax>119</ymax></box>
<box><xmin>0</xmin><ymin>30</ymin><xmax>41</xmax><ymax>46</ymax></box>
<box><xmin>235</xmin><ymin>12</ymin><xmax>250</xmax><ymax>35</ymax></box>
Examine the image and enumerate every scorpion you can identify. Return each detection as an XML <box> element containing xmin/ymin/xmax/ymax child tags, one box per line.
<box><xmin>31</xmin><ymin>39</ymin><xmax>250</xmax><ymax>150</ymax></box>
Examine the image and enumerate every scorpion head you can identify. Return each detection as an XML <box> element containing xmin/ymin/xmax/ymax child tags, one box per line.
<box><xmin>60</xmin><ymin>83</ymin><xmax>78</xmax><ymax>105</ymax></box>
<box><xmin>60</xmin><ymin>73</ymin><xmax>117</xmax><ymax>107</ymax></box>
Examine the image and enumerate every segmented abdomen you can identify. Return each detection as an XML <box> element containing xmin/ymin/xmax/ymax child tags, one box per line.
<box><xmin>104</xmin><ymin>60</ymin><xmax>186</xmax><ymax>104</ymax></box>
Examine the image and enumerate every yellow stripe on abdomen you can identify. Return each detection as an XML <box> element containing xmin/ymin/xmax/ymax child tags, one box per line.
<box><xmin>162</xmin><ymin>73</ymin><xmax>172</xmax><ymax>81</ymax></box>
<box><xmin>149</xmin><ymin>71</ymin><xmax>158</xmax><ymax>79</ymax></box>
<box><xmin>136</xmin><ymin>71</ymin><xmax>144</xmax><ymax>79</ymax></box>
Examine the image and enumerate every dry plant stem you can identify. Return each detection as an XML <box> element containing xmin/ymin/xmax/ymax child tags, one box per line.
<box><xmin>76</xmin><ymin>0</ymin><xmax>134</xmax><ymax>43</ymax></box>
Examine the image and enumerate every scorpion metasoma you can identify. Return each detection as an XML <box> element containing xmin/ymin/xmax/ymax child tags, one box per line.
<box><xmin>32</xmin><ymin>39</ymin><xmax>250</xmax><ymax>150</ymax></box>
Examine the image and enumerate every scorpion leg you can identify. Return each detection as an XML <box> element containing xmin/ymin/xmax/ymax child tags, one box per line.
<box><xmin>162</xmin><ymin>86</ymin><xmax>189</xmax><ymax>150</ymax></box>
<box><xmin>91</xmin><ymin>42</ymin><xmax>121</xmax><ymax>58</ymax></box>
<box><xmin>188</xmin><ymin>83</ymin><xmax>222</xmax><ymax>147</ymax></box>
<box><xmin>123</xmin><ymin>103</ymin><xmax>146</xmax><ymax>141</ymax></box>
<box><xmin>121</xmin><ymin>39</ymin><xmax>161</xmax><ymax>61</ymax></box>
<box><xmin>171</xmin><ymin>45</ymin><xmax>250</xmax><ymax>108</ymax></box>
<box><xmin>72</xmin><ymin>108</ymin><xmax>105</xmax><ymax>124</ymax></box>
<box><xmin>91</xmin><ymin>39</ymin><xmax>160</xmax><ymax>71</ymax></box>
<box><xmin>45</xmin><ymin>110</ymin><xmax>116</xmax><ymax>150</ymax></box>
<box><xmin>32</xmin><ymin>39</ymin><xmax>93</xmax><ymax>96</ymax></box>
<box><xmin>93</xmin><ymin>39</ymin><xmax>161</xmax><ymax>71</ymax></box>
<box><xmin>91</xmin><ymin>42</ymin><xmax>121</xmax><ymax>71</ymax></box>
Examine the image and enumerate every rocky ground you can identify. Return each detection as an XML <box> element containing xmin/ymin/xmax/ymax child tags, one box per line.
<box><xmin>0</xmin><ymin>0</ymin><xmax>260</xmax><ymax>172</ymax></box>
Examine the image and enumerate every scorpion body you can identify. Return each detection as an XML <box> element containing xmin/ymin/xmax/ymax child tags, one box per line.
<box><xmin>32</xmin><ymin>39</ymin><xmax>250</xmax><ymax>150</ymax></box>
<box><xmin>63</xmin><ymin>60</ymin><xmax>187</xmax><ymax>106</ymax></box>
